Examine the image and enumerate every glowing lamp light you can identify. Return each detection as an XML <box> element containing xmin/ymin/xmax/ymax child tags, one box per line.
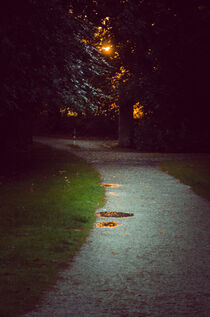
<box><xmin>102</xmin><ymin>46</ymin><xmax>111</xmax><ymax>53</ymax></box>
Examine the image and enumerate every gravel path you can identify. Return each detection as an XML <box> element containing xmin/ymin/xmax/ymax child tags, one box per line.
<box><xmin>24</xmin><ymin>137</ymin><xmax>210</xmax><ymax>316</ymax></box>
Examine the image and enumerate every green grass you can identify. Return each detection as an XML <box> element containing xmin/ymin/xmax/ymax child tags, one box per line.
<box><xmin>0</xmin><ymin>143</ymin><xmax>104</xmax><ymax>317</ymax></box>
<box><xmin>159</xmin><ymin>158</ymin><xmax>210</xmax><ymax>201</ymax></box>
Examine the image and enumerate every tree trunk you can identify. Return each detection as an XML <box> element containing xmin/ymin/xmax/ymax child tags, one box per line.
<box><xmin>118</xmin><ymin>97</ymin><xmax>133</xmax><ymax>147</ymax></box>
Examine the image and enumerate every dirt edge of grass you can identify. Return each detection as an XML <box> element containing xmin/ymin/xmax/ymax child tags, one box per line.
<box><xmin>159</xmin><ymin>158</ymin><xmax>210</xmax><ymax>202</ymax></box>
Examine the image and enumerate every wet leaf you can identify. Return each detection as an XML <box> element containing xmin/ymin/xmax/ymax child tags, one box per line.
<box><xmin>108</xmin><ymin>192</ymin><xmax>119</xmax><ymax>196</ymax></box>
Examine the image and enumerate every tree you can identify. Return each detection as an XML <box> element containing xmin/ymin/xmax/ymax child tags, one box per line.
<box><xmin>3</xmin><ymin>0</ymin><xmax>209</xmax><ymax>150</ymax></box>
<box><xmin>71</xmin><ymin>0</ymin><xmax>210</xmax><ymax>150</ymax></box>
<box><xmin>70</xmin><ymin>0</ymin><xmax>155</xmax><ymax>146</ymax></box>
<box><xmin>0</xmin><ymin>0</ymin><xmax>111</xmax><ymax>148</ymax></box>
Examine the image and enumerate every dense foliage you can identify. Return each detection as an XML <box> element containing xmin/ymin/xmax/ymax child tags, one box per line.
<box><xmin>71</xmin><ymin>0</ymin><xmax>210</xmax><ymax>151</ymax></box>
<box><xmin>1</xmin><ymin>0</ymin><xmax>210</xmax><ymax>151</ymax></box>
<box><xmin>0</xmin><ymin>0</ymin><xmax>111</xmax><ymax>147</ymax></box>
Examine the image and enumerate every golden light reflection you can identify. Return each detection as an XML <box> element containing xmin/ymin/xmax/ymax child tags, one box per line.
<box><xmin>96</xmin><ymin>211</ymin><xmax>134</xmax><ymax>218</ymax></box>
<box><xmin>96</xmin><ymin>221</ymin><xmax>120</xmax><ymax>228</ymax></box>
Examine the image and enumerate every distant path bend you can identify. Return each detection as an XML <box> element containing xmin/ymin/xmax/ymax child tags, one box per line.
<box><xmin>25</xmin><ymin>136</ymin><xmax>210</xmax><ymax>317</ymax></box>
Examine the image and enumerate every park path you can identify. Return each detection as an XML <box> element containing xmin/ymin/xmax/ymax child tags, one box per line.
<box><xmin>24</xmin><ymin>137</ymin><xmax>210</xmax><ymax>316</ymax></box>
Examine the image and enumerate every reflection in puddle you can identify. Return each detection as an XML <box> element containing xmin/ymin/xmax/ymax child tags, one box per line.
<box><xmin>96</xmin><ymin>211</ymin><xmax>134</xmax><ymax>218</ymax></box>
<box><xmin>96</xmin><ymin>221</ymin><xmax>121</xmax><ymax>228</ymax></box>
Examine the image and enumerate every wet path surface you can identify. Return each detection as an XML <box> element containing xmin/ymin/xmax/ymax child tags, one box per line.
<box><xmin>24</xmin><ymin>137</ymin><xmax>210</xmax><ymax>316</ymax></box>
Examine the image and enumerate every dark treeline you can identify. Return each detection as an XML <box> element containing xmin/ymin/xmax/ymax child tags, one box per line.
<box><xmin>74</xmin><ymin>0</ymin><xmax>210</xmax><ymax>151</ymax></box>
<box><xmin>0</xmin><ymin>0</ymin><xmax>110</xmax><ymax>151</ymax></box>
<box><xmin>1</xmin><ymin>0</ymin><xmax>210</xmax><ymax>153</ymax></box>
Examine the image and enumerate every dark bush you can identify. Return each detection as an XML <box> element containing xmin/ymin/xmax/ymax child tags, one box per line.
<box><xmin>134</xmin><ymin>118</ymin><xmax>210</xmax><ymax>153</ymax></box>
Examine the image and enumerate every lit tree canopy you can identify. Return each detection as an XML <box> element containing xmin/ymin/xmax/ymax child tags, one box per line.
<box><xmin>71</xmin><ymin>0</ymin><xmax>210</xmax><ymax>144</ymax></box>
<box><xmin>1</xmin><ymin>0</ymin><xmax>210</xmax><ymax>150</ymax></box>
<box><xmin>0</xmin><ymin>0</ymin><xmax>112</xmax><ymax>118</ymax></box>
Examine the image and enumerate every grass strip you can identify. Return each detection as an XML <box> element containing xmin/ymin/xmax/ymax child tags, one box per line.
<box><xmin>159</xmin><ymin>158</ymin><xmax>210</xmax><ymax>201</ymax></box>
<box><xmin>0</xmin><ymin>143</ymin><xmax>104</xmax><ymax>317</ymax></box>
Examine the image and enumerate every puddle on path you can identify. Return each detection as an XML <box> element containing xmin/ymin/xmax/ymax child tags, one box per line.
<box><xmin>96</xmin><ymin>221</ymin><xmax>121</xmax><ymax>228</ymax></box>
<box><xmin>96</xmin><ymin>211</ymin><xmax>134</xmax><ymax>218</ymax></box>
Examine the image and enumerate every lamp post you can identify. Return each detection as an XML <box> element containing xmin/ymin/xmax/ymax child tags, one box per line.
<box><xmin>73</xmin><ymin>128</ymin><xmax>76</xmax><ymax>145</ymax></box>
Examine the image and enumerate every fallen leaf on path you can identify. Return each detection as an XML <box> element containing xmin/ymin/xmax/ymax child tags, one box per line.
<box><xmin>108</xmin><ymin>192</ymin><xmax>119</xmax><ymax>196</ymax></box>
<box><xmin>100</xmin><ymin>184</ymin><xmax>121</xmax><ymax>188</ymax></box>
